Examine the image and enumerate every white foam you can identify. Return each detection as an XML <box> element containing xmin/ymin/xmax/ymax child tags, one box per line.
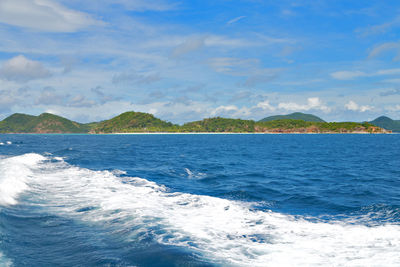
<box><xmin>1</xmin><ymin>153</ymin><xmax>400</xmax><ymax>266</ymax></box>
<box><xmin>184</xmin><ymin>168</ymin><xmax>206</xmax><ymax>179</ymax></box>
<box><xmin>0</xmin><ymin>153</ymin><xmax>46</xmax><ymax>205</ymax></box>
<box><xmin>0</xmin><ymin>143</ymin><xmax>4</xmax><ymax>146</ymax></box>
<box><xmin>0</xmin><ymin>252</ymin><xmax>12</xmax><ymax>267</ymax></box>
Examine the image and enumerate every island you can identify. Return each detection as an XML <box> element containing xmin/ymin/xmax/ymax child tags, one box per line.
<box><xmin>0</xmin><ymin>111</ymin><xmax>394</xmax><ymax>134</ymax></box>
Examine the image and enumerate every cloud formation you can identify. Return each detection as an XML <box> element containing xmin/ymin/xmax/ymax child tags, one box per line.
<box><xmin>0</xmin><ymin>0</ymin><xmax>101</xmax><ymax>32</ymax></box>
<box><xmin>345</xmin><ymin>101</ymin><xmax>373</xmax><ymax>112</ymax></box>
<box><xmin>0</xmin><ymin>55</ymin><xmax>51</xmax><ymax>82</ymax></box>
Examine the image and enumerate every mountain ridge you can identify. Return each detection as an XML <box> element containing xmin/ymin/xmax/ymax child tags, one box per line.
<box><xmin>0</xmin><ymin>111</ymin><xmax>393</xmax><ymax>133</ymax></box>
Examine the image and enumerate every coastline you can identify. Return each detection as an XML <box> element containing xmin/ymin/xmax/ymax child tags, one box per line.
<box><xmin>0</xmin><ymin>131</ymin><xmax>395</xmax><ymax>135</ymax></box>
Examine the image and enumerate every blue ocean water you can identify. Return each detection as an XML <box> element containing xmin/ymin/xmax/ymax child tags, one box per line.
<box><xmin>0</xmin><ymin>134</ymin><xmax>399</xmax><ymax>266</ymax></box>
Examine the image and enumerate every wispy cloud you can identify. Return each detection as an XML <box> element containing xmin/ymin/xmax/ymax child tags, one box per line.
<box><xmin>208</xmin><ymin>57</ymin><xmax>259</xmax><ymax>74</ymax></box>
<box><xmin>330</xmin><ymin>68</ymin><xmax>400</xmax><ymax>80</ymax></box>
<box><xmin>330</xmin><ymin>70</ymin><xmax>367</xmax><ymax>80</ymax></box>
<box><xmin>109</xmin><ymin>0</ymin><xmax>178</xmax><ymax>12</ymax></box>
<box><xmin>171</xmin><ymin>37</ymin><xmax>205</xmax><ymax>58</ymax></box>
<box><xmin>380</xmin><ymin>88</ymin><xmax>400</xmax><ymax>96</ymax></box>
<box><xmin>208</xmin><ymin>57</ymin><xmax>283</xmax><ymax>87</ymax></box>
<box><xmin>356</xmin><ymin>16</ymin><xmax>400</xmax><ymax>36</ymax></box>
<box><xmin>112</xmin><ymin>71</ymin><xmax>162</xmax><ymax>85</ymax></box>
<box><xmin>368</xmin><ymin>42</ymin><xmax>400</xmax><ymax>61</ymax></box>
<box><xmin>227</xmin><ymin>16</ymin><xmax>247</xmax><ymax>25</ymax></box>
<box><xmin>0</xmin><ymin>0</ymin><xmax>103</xmax><ymax>32</ymax></box>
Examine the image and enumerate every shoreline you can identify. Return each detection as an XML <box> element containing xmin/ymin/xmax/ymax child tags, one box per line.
<box><xmin>0</xmin><ymin>132</ymin><xmax>396</xmax><ymax>135</ymax></box>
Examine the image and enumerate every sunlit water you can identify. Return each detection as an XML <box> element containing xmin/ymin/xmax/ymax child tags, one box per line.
<box><xmin>0</xmin><ymin>134</ymin><xmax>399</xmax><ymax>266</ymax></box>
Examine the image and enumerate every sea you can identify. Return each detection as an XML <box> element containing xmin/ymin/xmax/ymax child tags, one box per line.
<box><xmin>0</xmin><ymin>134</ymin><xmax>399</xmax><ymax>266</ymax></box>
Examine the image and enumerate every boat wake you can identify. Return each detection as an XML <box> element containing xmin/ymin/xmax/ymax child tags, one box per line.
<box><xmin>0</xmin><ymin>252</ymin><xmax>12</xmax><ymax>267</ymax></box>
<box><xmin>0</xmin><ymin>153</ymin><xmax>399</xmax><ymax>266</ymax></box>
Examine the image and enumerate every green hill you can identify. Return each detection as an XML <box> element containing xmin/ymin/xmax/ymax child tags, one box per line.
<box><xmin>255</xmin><ymin>119</ymin><xmax>384</xmax><ymax>133</ymax></box>
<box><xmin>370</xmin><ymin>116</ymin><xmax>400</xmax><ymax>132</ymax></box>
<box><xmin>259</xmin><ymin>112</ymin><xmax>325</xmax><ymax>122</ymax></box>
<box><xmin>181</xmin><ymin>117</ymin><xmax>255</xmax><ymax>132</ymax></box>
<box><xmin>0</xmin><ymin>113</ymin><xmax>90</xmax><ymax>133</ymax></box>
<box><xmin>91</xmin><ymin>111</ymin><xmax>175</xmax><ymax>133</ymax></box>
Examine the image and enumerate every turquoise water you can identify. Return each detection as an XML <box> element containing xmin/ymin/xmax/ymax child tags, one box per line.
<box><xmin>0</xmin><ymin>134</ymin><xmax>399</xmax><ymax>266</ymax></box>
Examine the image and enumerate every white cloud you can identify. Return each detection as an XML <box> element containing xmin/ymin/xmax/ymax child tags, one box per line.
<box><xmin>256</xmin><ymin>100</ymin><xmax>275</xmax><ymax>111</ymax></box>
<box><xmin>210</xmin><ymin>105</ymin><xmax>238</xmax><ymax>116</ymax></box>
<box><xmin>0</xmin><ymin>0</ymin><xmax>102</xmax><ymax>32</ymax></box>
<box><xmin>330</xmin><ymin>71</ymin><xmax>367</xmax><ymax>80</ymax></box>
<box><xmin>209</xmin><ymin>104</ymin><xmax>257</xmax><ymax>119</ymax></box>
<box><xmin>0</xmin><ymin>55</ymin><xmax>51</xmax><ymax>82</ymax></box>
<box><xmin>278</xmin><ymin>97</ymin><xmax>330</xmax><ymax>112</ymax></box>
<box><xmin>345</xmin><ymin>101</ymin><xmax>373</xmax><ymax>112</ymax></box>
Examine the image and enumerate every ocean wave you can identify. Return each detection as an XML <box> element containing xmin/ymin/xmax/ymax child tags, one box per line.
<box><xmin>1</xmin><ymin>153</ymin><xmax>400</xmax><ymax>266</ymax></box>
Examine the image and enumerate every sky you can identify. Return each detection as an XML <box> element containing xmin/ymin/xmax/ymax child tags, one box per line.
<box><xmin>1</xmin><ymin>0</ymin><xmax>400</xmax><ymax>123</ymax></box>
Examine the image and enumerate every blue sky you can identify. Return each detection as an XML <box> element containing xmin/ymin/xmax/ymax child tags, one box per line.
<box><xmin>1</xmin><ymin>0</ymin><xmax>400</xmax><ymax>123</ymax></box>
